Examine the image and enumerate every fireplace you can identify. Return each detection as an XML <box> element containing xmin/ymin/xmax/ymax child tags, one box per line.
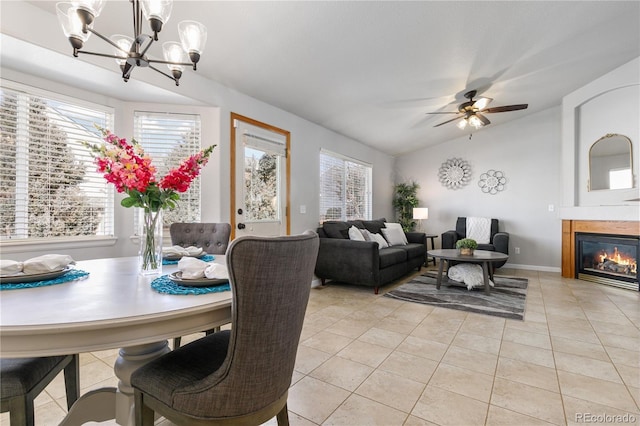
<box><xmin>576</xmin><ymin>233</ymin><xmax>639</xmax><ymax>290</ymax></box>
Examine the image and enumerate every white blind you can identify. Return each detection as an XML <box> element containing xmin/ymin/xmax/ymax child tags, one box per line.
<box><xmin>133</xmin><ymin>111</ymin><xmax>202</xmax><ymax>227</ymax></box>
<box><xmin>319</xmin><ymin>150</ymin><xmax>372</xmax><ymax>222</ymax></box>
<box><xmin>0</xmin><ymin>82</ymin><xmax>114</xmax><ymax>240</ymax></box>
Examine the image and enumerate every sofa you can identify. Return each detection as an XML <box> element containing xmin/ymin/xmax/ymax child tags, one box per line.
<box><xmin>441</xmin><ymin>217</ymin><xmax>509</xmax><ymax>268</ymax></box>
<box><xmin>315</xmin><ymin>218</ymin><xmax>427</xmax><ymax>294</ymax></box>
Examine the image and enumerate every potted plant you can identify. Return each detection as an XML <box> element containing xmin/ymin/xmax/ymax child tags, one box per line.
<box><xmin>392</xmin><ymin>181</ymin><xmax>420</xmax><ymax>231</ymax></box>
<box><xmin>456</xmin><ymin>238</ymin><xmax>478</xmax><ymax>255</ymax></box>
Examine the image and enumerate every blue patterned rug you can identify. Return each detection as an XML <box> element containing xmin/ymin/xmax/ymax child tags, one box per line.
<box><xmin>385</xmin><ymin>271</ymin><xmax>528</xmax><ymax>320</ymax></box>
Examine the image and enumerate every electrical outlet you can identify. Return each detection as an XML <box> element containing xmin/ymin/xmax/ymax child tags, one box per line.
<box><xmin>548</xmin><ymin>204</ymin><xmax>555</xmax><ymax>212</ymax></box>
<box><xmin>515</xmin><ymin>247</ymin><xmax>521</xmax><ymax>254</ymax></box>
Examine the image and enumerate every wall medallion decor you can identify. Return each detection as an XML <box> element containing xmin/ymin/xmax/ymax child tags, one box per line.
<box><xmin>438</xmin><ymin>158</ymin><xmax>472</xmax><ymax>189</ymax></box>
<box><xmin>478</xmin><ymin>169</ymin><xmax>506</xmax><ymax>194</ymax></box>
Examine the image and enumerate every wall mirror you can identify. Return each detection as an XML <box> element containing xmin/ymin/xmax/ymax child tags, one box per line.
<box><xmin>589</xmin><ymin>133</ymin><xmax>634</xmax><ymax>191</ymax></box>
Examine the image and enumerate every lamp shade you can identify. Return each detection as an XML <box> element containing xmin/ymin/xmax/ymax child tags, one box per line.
<box><xmin>413</xmin><ymin>207</ymin><xmax>429</xmax><ymax>220</ymax></box>
<box><xmin>178</xmin><ymin>20</ymin><xmax>207</xmax><ymax>55</ymax></box>
<box><xmin>56</xmin><ymin>3</ymin><xmax>91</xmax><ymax>43</ymax></box>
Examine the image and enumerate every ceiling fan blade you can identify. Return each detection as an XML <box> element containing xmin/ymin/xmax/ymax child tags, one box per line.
<box><xmin>472</xmin><ymin>97</ymin><xmax>493</xmax><ymax>110</ymax></box>
<box><xmin>426</xmin><ymin>111</ymin><xmax>460</xmax><ymax>114</ymax></box>
<box><xmin>433</xmin><ymin>116</ymin><xmax>463</xmax><ymax>127</ymax></box>
<box><xmin>476</xmin><ymin>112</ymin><xmax>491</xmax><ymax>126</ymax></box>
<box><xmin>481</xmin><ymin>104</ymin><xmax>528</xmax><ymax>113</ymax></box>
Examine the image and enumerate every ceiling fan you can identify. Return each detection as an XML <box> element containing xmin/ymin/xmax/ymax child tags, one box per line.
<box><xmin>428</xmin><ymin>90</ymin><xmax>528</xmax><ymax>129</ymax></box>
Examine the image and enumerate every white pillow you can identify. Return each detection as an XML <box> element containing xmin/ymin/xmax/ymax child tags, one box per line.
<box><xmin>360</xmin><ymin>229</ymin><xmax>372</xmax><ymax>241</ymax></box>
<box><xmin>348</xmin><ymin>226</ymin><xmax>365</xmax><ymax>241</ymax></box>
<box><xmin>370</xmin><ymin>232</ymin><xmax>389</xmax><ymax>248</ymax></box>
<box><xmin>382</xmin><ymin>223</ymin><xmax>408</xmax><ymax>246</ymax></box>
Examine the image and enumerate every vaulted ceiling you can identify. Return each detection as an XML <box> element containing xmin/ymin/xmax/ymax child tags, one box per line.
<box><xmin>5</xmin><ymin>1</ymin><xmax>640</xmax><ymax>155</ymax></box>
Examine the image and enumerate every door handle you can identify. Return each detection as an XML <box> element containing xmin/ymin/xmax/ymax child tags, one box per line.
<box><xmin>237</xmin><ymin>223</ymin><xmax>246</xmax><ymax>230</ymax></box>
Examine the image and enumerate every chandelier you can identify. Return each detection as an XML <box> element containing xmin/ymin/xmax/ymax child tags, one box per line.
<box><xmin>56</xmin><ymin>0</ymin><xmax>207</xmax><ymax>86</ymax></box>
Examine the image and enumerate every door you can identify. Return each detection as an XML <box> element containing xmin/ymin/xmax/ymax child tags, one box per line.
<box><xmin>231</xmin><ymin>113</ymin><xmax>290</xmax><ymax>239</ymax></box>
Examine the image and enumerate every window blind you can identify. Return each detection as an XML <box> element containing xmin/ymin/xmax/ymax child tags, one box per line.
<box><xmin>319</xmin><ymin>150</ymin><xmax>372</xmax><ymax>222</ymax></box>
<box><xmin>0</xmin><ymin>82</ymin><xmax>114</xmax><ymax>240</ymax></box>
<box><xmin>133</xmin><ymin>111</ymin><xmax>202</xmax><ymax>228</ymax></box>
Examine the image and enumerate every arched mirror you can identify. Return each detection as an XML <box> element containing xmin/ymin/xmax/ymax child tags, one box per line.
<box><xmin>589</xmin><ymin>133</ymin><xmax>634</xmax><ymax>191</ymax></box>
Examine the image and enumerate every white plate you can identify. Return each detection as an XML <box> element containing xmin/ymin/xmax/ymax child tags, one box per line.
<box><xmin>0</xmin><ymin>268</ymin><xmax>70</xmax><ymax>284</ymax></box>
<box><xmin>168</xmin><ymin>271</ymin><xmax>228</xmax><ymax>287</ymax></box>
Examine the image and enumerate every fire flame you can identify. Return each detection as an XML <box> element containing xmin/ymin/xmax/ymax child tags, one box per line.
<box><xmin>598</xmin><ymin>247</ymin><xmax>637</xmax><ymax>274</ymax></box>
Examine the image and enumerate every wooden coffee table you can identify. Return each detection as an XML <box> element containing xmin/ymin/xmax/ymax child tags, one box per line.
<box><xmin>428</xmin><ymin>249</ymin><xmax>509</xmax><ymax>295</ymax></box>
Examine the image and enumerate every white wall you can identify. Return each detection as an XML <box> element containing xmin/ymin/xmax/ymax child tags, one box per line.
<box><xmin>560</xmin><ymin>57</ymin><xmax>640</xmax><ymax>220</ymax></box>
<box><xmin>395</xmin><ymin>107</ymin><xmax>563</xmax><ymax>271</ymax></box>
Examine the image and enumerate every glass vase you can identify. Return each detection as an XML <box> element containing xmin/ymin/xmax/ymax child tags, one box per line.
<box><xmin>138</xmin><ymin>207</ymin><xmax>163</xmax><ymax>275</ymax></box>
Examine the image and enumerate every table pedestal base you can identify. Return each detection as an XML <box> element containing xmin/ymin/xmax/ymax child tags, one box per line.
<box><xmin>59</xmin><ymin>341</ymin><xmax>170</xmax><ymax>426</ymax></box>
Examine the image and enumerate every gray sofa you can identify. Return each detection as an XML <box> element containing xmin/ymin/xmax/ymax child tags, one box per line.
<box><xmin>315</xmin><ymin>218</ymin><xmax>426</xmax><ymax>294</ymax></box>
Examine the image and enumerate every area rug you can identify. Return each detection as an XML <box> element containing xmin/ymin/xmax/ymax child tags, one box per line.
<box><xmin>385</xmin><ymin>271</ymin><xmax>528</xmax><ymax>320</ymax></box>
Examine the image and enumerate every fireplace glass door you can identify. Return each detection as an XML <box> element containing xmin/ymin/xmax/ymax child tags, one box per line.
<box><xmin>576</xmin><ymin>233</ymin><xmax>639</xmax><ymax>291</ymax></box>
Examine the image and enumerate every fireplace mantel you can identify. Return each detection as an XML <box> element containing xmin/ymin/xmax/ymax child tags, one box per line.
<box><xmin>561</xmin><ymin>220</ymin><xmax>640</xmax><ymax>278</ymax></box>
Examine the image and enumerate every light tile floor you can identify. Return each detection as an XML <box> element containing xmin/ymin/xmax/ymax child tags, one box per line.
<box><xmin>3</xmin><ymin>267</ymin><xmax>639</xmax><ymax>426</ymax></box>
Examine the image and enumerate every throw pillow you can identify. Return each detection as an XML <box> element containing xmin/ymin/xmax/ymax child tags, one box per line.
<box><xmin>383</xmin><ymin>222</ymin><xmax>408</xmax><ymax>245</ymax></box>
<box><xmin>348</xmin><ymin>226</ymin><xmax>365</xmax><ymax>241</ymax></box>
<box><xmin>360</xmin><ymin>229</ymin><xmax>372</xmax><ymax>241</ymax></box>
<box><xmin>370</xmin><ymin>232</ymin><xmax>389</xmax><ymax>248</ymax></box>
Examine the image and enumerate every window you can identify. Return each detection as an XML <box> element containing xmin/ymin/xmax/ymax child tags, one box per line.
<box><xmin>609</xmin><ymin>168</ymin><xmax>632</xmax><ymax>190</ymax></box>
<box><xmin>319</xmin><ymin>150</ymin><xmax>372</xmax><ymax>222</ymax></box>
<box><xmin>133</xmin><ymin>111</ymin><xmax>203</xmax><ymax>228</ymax></box>
<box><xmin>0</xmin><ymin>81</ymin><xmax>114</xmax><ymax>241</ymax></box>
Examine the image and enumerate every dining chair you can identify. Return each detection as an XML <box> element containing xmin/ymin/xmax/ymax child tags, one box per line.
<box><xmin>170</xmin><ymin>222</ymin><xmax>232</xmax><ymax>348</ymax></box>
<box><xmin>131</xmin><ymin>231</ymin><xmax>320</xmax><ymax>426</ymax></box>
<box><xmin>1</xmin><ymin>354</ymin><xmax>79</xmax><ymax>426</ymax></box>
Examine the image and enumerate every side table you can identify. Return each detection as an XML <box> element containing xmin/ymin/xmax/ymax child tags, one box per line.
<box><xmin>424</xmin><ymin>234</ymin><xmax>438</xmax><ymax>266</ymax></box>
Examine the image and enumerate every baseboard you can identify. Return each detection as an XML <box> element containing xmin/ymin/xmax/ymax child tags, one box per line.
<box><xmin>503</xmin><ymin>262</ymin><xmax>561</xmax><ymax>273</ymax></box>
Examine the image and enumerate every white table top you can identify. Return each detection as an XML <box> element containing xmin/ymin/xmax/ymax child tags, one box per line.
<box><xmin>0</xmin><ymin>256</ymin><xmax>232</xmax><ymax>357</ymax></box>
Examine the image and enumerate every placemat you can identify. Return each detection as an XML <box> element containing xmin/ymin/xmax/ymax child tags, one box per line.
<box><xmin>0</xmin><ymin>269</ymin><xmax>90</xmax><ymax>291</ymax></box>
<box><xmin>151</xmin><ymin>274</ymin><xmax>230</xmax><ymax>295</ymax></box>
<box><xmin>162</xmin><ymin>254</ymin><xmax>215</xmax><ymax>265</ymax></box>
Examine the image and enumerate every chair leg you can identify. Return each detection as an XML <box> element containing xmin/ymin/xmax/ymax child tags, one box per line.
<box><xmin>134</xmin><ymin>390</ymin><xmax>155</xmax><ymax>426</ymax></box>
<box><xmin>276</xmin><ymin>403</ymin><xmax>290</xmax><ymax>426</ymax></box>
<box><xmin>63</xmin><ymin>354</ymin><xmax>80</xmax><ymax>410</ymax></box>
<box><xmin>8</xmin><ymin>395</ymin><xmax>32</xmax><ymax>426</ymax></box>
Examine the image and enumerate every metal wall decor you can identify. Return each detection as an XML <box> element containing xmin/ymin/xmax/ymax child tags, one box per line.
<box><xmin>478</xmin><ymin>169</ymin><xmax>506</xmax><ymax>194</ymax></box>
<box><xmin>438</xmin><ymin>158</ymin><xmax>472</xmax><ymax>189</ymax></box>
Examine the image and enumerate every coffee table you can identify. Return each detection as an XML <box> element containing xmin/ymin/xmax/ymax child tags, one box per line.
<box><xmin>428</xmin><ymin>249</ymin><xmax>509</xmax><ymax>295</ymax></box>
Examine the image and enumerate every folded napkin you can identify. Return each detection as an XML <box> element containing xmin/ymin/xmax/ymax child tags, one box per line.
<box><xmin>163</xmin><ymin>245</ymin><xmax>203</xmax><ymax>257</ymax></box>
<box><xmin>1</xmin><ymin>259</ymin><xmax>24</xmax><ymax>277</ymax></box>
<box><xmin>22</xmin><ymin>254</ymin><xmax>75</xmax><ymax>275</ymax></box>
<box><xmin>178</xmin><ymin>257</ymin><xmax>228</xmax><ymax>280</ymax></box>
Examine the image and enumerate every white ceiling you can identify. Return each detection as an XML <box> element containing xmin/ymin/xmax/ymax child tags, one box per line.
<box><xmin>11</xmin><ymin>1</ymin><xmax>640</xmax><ymax>155</ymax></box>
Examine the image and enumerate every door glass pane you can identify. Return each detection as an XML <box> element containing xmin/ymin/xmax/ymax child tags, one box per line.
<box><xmin>244</xmin><ymin>147</ymin><xmax>279</xmax><ymax>222</ymax></box>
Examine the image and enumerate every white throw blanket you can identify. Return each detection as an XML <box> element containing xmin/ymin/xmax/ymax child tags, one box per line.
<box><xmin>177</xmin><ymin>257</ymin><xmax>228</xmax><ymax>280</ymax></box>
<box><xmin>448</xmin><ymin>263</ymin><xmax>494</xmax><ymax>290</ymax></box>
<box><xmin>466</xmin><ymin>217</ymin><xmax>491</xmax><ymax>244</ymax></box>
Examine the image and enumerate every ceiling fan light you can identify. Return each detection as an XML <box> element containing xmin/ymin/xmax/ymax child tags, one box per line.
<box><xmin>56</xmin><ymin>3</ymin><xmax>91</xmax><ymax>44</ymax></box>
<box><xmin>110</xmin><ymin>34</ymin><xmax>133</xmax><ymax>66</ymax></box>
<box><xmin>457</xmin><ymin>118</ymin><xmax>467</xmax><ymax>129</ymax></box>
<box><xmin>468</xmin><ymin>114</ymin><xmax>484</xmax><ymax>129</ymax></box>
<box><xmin>178</xmin><ymin>20</ymin><xmax>207</xmax><ymax>59</ymax></box>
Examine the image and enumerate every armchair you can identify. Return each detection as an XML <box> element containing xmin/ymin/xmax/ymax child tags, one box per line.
<box><xmin>441</xmin><ymin>217</ymin><xmax>509</xmax><ymax>268</ymax></box>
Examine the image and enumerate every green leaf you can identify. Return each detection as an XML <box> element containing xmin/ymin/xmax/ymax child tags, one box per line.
<box><xmin>121</xmin><ymin>197</ymin><xmax>138</xmax><ymax>208</ymax></box>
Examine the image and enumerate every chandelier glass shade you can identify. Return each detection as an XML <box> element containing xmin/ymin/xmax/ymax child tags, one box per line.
<box><xmin>56</xmin><ymin>0</ymin><xmax>207</xmax><ymax>86</ymax></box>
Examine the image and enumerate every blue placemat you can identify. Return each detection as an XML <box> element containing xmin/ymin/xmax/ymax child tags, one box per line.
<box><xmin>0</xmin><ymin>269</ymin><xmax>90</xmax><ymax>291</ymax></box>
<box><xmin>151</xmin><ymin>274</ymin><xmax>230</xmax><ymax>295</ymax></box>
<box><xmin>162</xmin><ymin>254</ymin><xmax>215</xmax><ymax>265</ymax></box>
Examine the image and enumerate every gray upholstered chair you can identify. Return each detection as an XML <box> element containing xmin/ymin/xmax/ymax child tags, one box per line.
<box><xmin>131</xmin><ymin>232</ymin><xmax>319</xmax><ymax>426</ymax></box>
<box><xmin>1</xmin><ymin>355</ymin><xmax>79</xmax><ymax>426</ymax></box>
<box><xmin>170</xmin><ymin>222</ymin><xmax>232</xmax><ymax>348</ymax></box>
<box><xmin>169</xmin><ymin>222</ymin><xmax>232</xmax><ymax>255</ymax></box>
<box><xmin>441</xmin><ymin>217</ymin><xmax>509</xmax><ymax>268</ymax></box>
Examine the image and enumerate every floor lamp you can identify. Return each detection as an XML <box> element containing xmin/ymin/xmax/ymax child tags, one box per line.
<box><xmin>413</xmin><ymin>207</ymin><xmax>429</xmax><ymax>231</ymax></box>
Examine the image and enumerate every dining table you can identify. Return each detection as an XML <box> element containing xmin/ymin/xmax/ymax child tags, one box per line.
<box><xmin>0</xmin><ymin>256</ymin><xmax>232</xmax><ymax>426</ymax></box>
